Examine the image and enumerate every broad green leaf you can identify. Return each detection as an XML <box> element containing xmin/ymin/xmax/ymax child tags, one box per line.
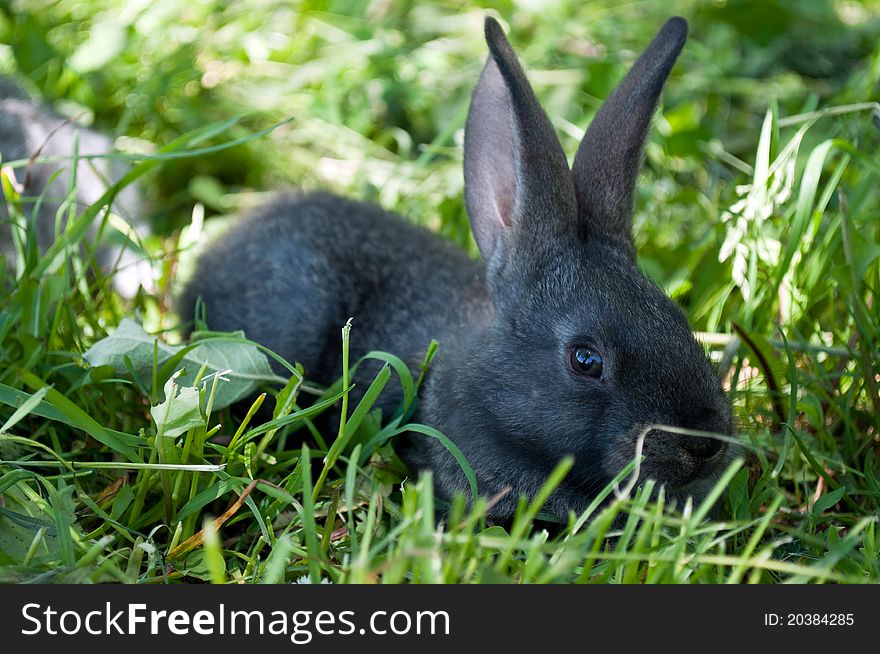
<box><xmin>176</xmin><ymin>338</ymin><xmax>275</xmax><ymax>408</ymax></box>
<box><xmin>84</xmin><ymin>318</ymin><xmax>275</xmax><ymax>409</ymax></box>
<box><xmin>82</xmin><ymin>318</ymin><xmax>177</xmax><ymax>372</ymax></box>
<box><xmin>150</xmin><ymin>373</ymin><xmax>206</xmax><ymax>439</ymax></box>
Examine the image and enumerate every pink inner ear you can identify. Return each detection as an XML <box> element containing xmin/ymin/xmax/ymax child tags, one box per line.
<box><xmin>493</xmin><ymin>192</ymin><xmax>514</xmax><ymax>229</ymax></box>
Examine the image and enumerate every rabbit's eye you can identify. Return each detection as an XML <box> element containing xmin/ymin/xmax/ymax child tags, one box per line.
<box><xmin>569</xmin><ymin>346</ymin><xmax>603</xmax><ymax>378</ymax></box>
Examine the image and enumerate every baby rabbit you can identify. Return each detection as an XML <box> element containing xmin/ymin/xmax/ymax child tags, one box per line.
<box><xmin>0</xmin><ymin>78</ymin><xmax>150</xmax><ymax>297</ymax></box>
<box><xmin>180</xmin><ymin>17</ymin><xmax>734</xmax><ymax>520</ymax></box>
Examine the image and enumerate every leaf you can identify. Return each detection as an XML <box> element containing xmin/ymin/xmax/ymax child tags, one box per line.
<box><xmin>40</xmin><ymin>480</ymin><xmax>77</xmax><ymax>568</ymax></box>
<box><xmin>362</xmin><ymin>350</ymin><xmax>414</xmax><ymax>416</ymax></box>
<box><xmin>775</xmin><ymin>138</ymin><xmax>836</xmax><ymax>291</ymax></box>
<box><xmin>175</xmin><ymin>478</ymin><xmax>239</xmax><ymax>523</ymax></box>
<box><xmin>0</xmin><ymin>469</ymin><xmax>36</xmax><ymax>495</ymax></box>
<box><xmin>812</xmin><ymin>485</ymin><xmax>846</xmax><ymax>516</ymax></box>
<box><xmin>82</xmin><ymin>318</ymin><xmax>177</xmax><ymax>372</ymax></box>
<box><xmin>176</xmin><ymin>548</ymin><xmax>225</xmax><ymax>582</ymax></box>
<box><xmin>15</xmin><ymin>372</ymin><xmax>142</xmax><ymax>461</ymax></box>
<box><xmin>0</xmin><ymin>510</ymin><xmax>58</xmax><ymax>564</ymax></box>
<box><xmin>84</xmin><ymin>319</ymin><xmax>276</xmax><ymax>409</ymax></box>
<box><xmin>727</xmin><ymin>466</ymin><xmax>751</xmax><ymax>521</ymax></box>
<box><xmin>0</xmin><ymin>384</ymin><xmax>129</xmax><ymax>444</ymax></box>
<box><xmin>176</xmin><ymin>339</ymin><xmax>275</xmax><ymax>408</ymax></box>
<box><xmin>262</xmin><ymin>535</ymin><xmax>295</xmax><ymax>584</ymax></box>
<box><xmin>318</xmin><ymin>364</ymin><xmax>390</xmax><ymax>483</ymax></box>
<box><xmin>0</xmin><ymin>385</ymin><xmax>50</xmax><ymax>433</ymax></box>
<box><xmin>150</xmin><ymin>373</ymin><xmax>206</xmax><ymax>439</ymax></box>
<box><xmin>400</xmin><ymin>423</ymin><xmax>478</xmax><ymax>501</ymax></box>
<box><xmin>167</xmin><ymin>479</ymin><xmax>258</xmax><ymax>560</ymax></box>
<box><xmin>479</xmin><ymin>525</ymin><xmax>509</xmax><ymax>538</ymax></box>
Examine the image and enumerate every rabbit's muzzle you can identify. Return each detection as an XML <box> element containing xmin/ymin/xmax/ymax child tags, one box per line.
<box><xmin>637</xmin><ymin>410</ymin><xmax>733</xmax><ymax>489</ymax></box>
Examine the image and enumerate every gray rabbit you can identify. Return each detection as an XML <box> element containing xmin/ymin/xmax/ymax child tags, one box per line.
<box><xmin>0</xmin><ymin>78</ymin><xmax>150</xmax><ymax>297</ymax></box>
<box><xmin>180</xmin><ymin>17</ymin><xmax>735</xmax><ymax>519</ymax></box>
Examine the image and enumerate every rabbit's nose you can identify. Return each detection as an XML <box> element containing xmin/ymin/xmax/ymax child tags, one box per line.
<box><xmin>674</xmin><ymin>407</ymin><xmax>729</xmax><ymax>461</ymax></box>
<box><xmin>679</xmin><ymin>434</ymin><xmax>724</xmax><ymax>460</ymax></box>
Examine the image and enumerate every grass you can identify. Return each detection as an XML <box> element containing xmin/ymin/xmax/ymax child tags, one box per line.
<box><xmin>0</xmin><ymin>0</ymin><xmax>879</xmax><ymax>583</ymax></box>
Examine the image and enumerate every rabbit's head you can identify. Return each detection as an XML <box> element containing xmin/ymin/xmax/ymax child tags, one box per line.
<box><xmin>445</xmin><ymin>17</ymin><xmax>734</xmax><ymax>516</ymax></box>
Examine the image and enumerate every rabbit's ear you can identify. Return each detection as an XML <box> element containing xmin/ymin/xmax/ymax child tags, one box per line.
<box><xmin>572</xmin><ymin>17</ymin><xmax>687</xmax><ymax>249</ymax></box>
<box><xmin>464</xmin><ymin>17</ymin><xmax>575</xmax><ymax>263</ymax></box>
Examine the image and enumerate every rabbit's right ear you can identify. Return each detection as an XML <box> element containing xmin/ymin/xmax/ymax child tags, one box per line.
<box><xmin>571</xmin><ymin>18</ymin><xmax>688</xmax><ymax>250</ymax></box>
<box><xmin>464</xmin><ymin>18</ymin><xmax>576</xmax><ymax>266</ymax></box>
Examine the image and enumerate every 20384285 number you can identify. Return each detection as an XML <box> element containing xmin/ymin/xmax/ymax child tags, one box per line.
<box><xmin>787</xmin><ymin>614</ymin><xmax>854</xmax><ymax>625</ymax></box>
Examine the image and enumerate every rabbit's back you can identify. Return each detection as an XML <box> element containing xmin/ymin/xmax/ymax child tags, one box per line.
<box><xmin>180</xmin><ymin>191</ymin><xmax>487</xmax><ymax>404</ymax></box>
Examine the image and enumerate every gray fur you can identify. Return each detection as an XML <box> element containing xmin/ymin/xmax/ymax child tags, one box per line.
<box><xmin>0</xmin><ymin>78</ymin><xmax>148</xmax><ymax>296</ymax></box>
<box><xmin>180</xmin><ymin>17</ymin><xmax>734</xmax><ymax>520</ymax></box>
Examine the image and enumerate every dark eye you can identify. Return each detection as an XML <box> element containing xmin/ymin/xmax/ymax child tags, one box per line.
<box><xmin>569</xmin><ymin>346</ymin><xmax>603</xmax><ymax>378</ymax></box>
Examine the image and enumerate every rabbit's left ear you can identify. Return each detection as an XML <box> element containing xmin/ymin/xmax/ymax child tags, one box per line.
<box><xmin>464</xmin><ymin>17</ymin><xmax>576</xmax><ymax>265</ymax></box>
<box><xmin>572</xmin><ymin>17</ymin><xmax>688</xmax><ymax>250</ymax></box>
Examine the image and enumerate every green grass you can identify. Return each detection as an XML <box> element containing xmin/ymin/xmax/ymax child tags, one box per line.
<box><xmin>0</xmin><ymin>0</ymin><xmax>878</xmax><ymax>583</ymax></box>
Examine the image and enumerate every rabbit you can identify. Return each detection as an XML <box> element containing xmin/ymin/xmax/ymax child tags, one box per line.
<box><xmin>179</xmin><ymin>16</ymin><xmax>735</xmax><ymax>521</ymax></box>
<box><xmin>0</xmin><ymin>77</ymin><xmax>151</xmax><ymax>298</ymax></box>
